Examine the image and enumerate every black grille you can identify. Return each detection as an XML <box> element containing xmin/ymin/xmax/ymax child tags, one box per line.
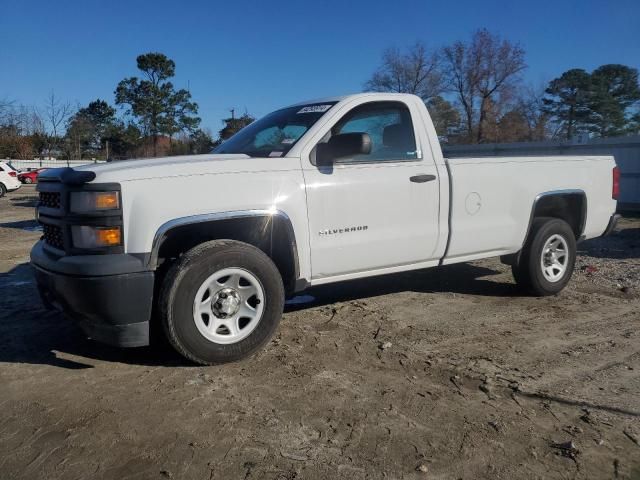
<box><xmin>39</xmin><ymin>191</ymin><xmax>61</xmax><ymax>209</ymax></box>
<box><xmin>43</xmin><ymin>224</ymin><xmax>64</xmax><ymax>250</ymax></box>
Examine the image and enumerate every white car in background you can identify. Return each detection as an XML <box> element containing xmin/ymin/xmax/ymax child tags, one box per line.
<box><xmin>0</xmin><ymin>162</ymin><xmax>22</xmax><ymax>197</ymax></box>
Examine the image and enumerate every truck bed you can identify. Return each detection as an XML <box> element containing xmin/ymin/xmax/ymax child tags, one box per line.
<box><xmin>442</xmin><ymin>155</ymin><xmax>617</xmax><ymax>264</ymax></box>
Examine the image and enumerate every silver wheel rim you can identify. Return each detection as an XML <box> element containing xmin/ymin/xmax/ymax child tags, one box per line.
<box><xmin>540</xmin><ymin>234</ymin><xmax>569</xmax><ymax>282</ymax></box>
<box><xmin>192</xmin><ymin>267</ymin><xmax>265</xmax><ymax>345</ymax></box>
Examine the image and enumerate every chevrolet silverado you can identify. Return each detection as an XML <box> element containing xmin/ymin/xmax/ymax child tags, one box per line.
<box><xmin>31</xmin><ymin>93</ymin><xmax>620</xmax><ymax>365</ymax></box>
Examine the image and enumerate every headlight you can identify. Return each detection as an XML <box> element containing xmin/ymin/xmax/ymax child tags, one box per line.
<box><xmin>71</xmin><ymin>226</ymin><xmax>122</xmax><ymax>248</ymax></box>
<box><xmin>70</xmin><ymin>191</ymin><xmax>120</xmax><ymax>213</ymax></box>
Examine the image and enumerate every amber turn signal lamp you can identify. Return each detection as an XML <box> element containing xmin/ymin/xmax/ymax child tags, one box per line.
<box><xmin>96</xmin><ymin>227</ymin><xmax>122</xmax><ymax>246</ymax></box>
<box><xmin>95</xmin><ymin>192</ymin><xmax>120</xmax><ymax>210</ymax></box>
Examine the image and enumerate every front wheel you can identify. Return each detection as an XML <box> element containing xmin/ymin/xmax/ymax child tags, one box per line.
<box><xmin>159</xmin><ymin>240</ymin><xmax>285</xmax><ymax>365</ymax></box>
<box><xmin>512</xmin><ymin>217</ymin><xmax>576</xmax><ymax>296</ymax></box>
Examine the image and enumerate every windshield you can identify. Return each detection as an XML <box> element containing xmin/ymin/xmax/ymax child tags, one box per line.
<box><xmin>213</xmin><ymin>102</ymin><xmax>337</xmax><ymax>157</ymax></box>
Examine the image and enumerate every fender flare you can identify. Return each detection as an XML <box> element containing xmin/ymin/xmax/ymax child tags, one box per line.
<box><xmin>502</xmin><ymin>189</ymin><xmax>587</xmax><ymax>266</ymax></box>
<box><xmin>526</xmin><ymin>189</ymin><xmax>587</xmax><ymax>240</ymax></box>
<box><xmin>147</xmin><ymin>209</ymin><xmax>300</xmax><ymax>281</ymax></box>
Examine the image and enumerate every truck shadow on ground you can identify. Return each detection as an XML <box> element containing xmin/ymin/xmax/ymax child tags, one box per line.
<box><xmin>0</xmin><ymin>261</ymin><xmax>519</xmax><ymax>369</ymax></box>
<box><xmin>578</xmin><ymin>228</ymin><xmax>639</xmax><ymax>259</ymax></box>
<box><xmin>285</xmin><ymin>262</ymin><xmax>519</xmax><ymax>313</ymax></box>
<box><xmin>0</xmin><ymin>263</ymin><xmax>188</xmax><ymax>369</ymax></box>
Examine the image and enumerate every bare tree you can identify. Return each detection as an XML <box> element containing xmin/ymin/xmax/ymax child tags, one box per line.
<box><xmin>442</xmin><ymin>29</ymin><xmax>526</xmax><ymax>143</ymax></box>
<box><xmin>514</xmin><ymin>85</ymin><xmax>550</xmax><ymax>141</ymax></box>
<box><xmin>441</xmin><ymin>41</ymin><xmax>476</xmax><ymax>142</ymax></box>
<box><xmin>0</xmin><ymin>98</ymin><xmax>14</xmax><ymax>126</ymax></box>
<box><xmin>365</xmin><ymin>42</ymin><xmax>444</xmax><ymax>102</ymax></box>
<box><xmin>44</xmin><ymin>90</ymin><xmax>72</xmax><ymax>157</ymax></box>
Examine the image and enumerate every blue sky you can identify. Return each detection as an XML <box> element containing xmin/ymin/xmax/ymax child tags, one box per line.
<box><xmin>1</xmin><ymin>0</ymin><xmax>639</xmax><ymax>134</ymax></box>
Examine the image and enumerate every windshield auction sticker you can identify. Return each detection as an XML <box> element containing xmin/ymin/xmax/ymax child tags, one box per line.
<box><xmin>297</xmin><ymin>105</ymin><xmax>332</xmax><ymax>114</ymax></box>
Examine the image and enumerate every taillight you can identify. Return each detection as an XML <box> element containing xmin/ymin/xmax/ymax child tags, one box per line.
<box><xmin>8</xmin><ymin>171</ymin><xmax>16</xmax><ymax>177</ymax></box>
<box><xmin>612</xmin><ymin>166</ymin><xmax>620</xmax><ymax>200</ymax></box>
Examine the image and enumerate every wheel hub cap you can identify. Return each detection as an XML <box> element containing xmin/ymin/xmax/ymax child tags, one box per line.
<box><xmin>192</xmin><ymin>267</ymin><xmax>265</xmax><ymax>345</ymax></box>
<box><xmin>212</xmin><ymin>288</ymin><xmax>241</xmax><ymax>318</ymax></box>
<box><xmin>540</xmin><ymin>234</ymin><xmax>569</xmax><ymax>283</ymax></box>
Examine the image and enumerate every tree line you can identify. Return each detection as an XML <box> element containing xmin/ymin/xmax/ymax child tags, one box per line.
<box><xmin>0</xmin><ymin>52</ymin><xmax>252</xmax><ymax>160</ymax></box>
<box><xmin>364</xmin><ymin>29</ymin><xmax>640</xmax><ymax>144</ymax></box>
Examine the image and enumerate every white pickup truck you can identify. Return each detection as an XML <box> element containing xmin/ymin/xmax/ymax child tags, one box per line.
<box><xmin>31</xmin><ymin>93</ymin><xmax>620</xmax><ymax>365</ymax></box>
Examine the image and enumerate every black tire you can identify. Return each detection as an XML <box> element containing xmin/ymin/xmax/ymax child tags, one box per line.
<box><xmin>0</xmin><ymin>183</ymin><xmax>6</xmax><ymax>198</ymax></box>
<box><xmin>159</xmin><ymin>240</ymin><xmax>285</xmax><ymax>365</ymax></box>
<box><xmin>24</xmin><ymin>177</ymin><xmax>33</xmax><ymax>184</ymax></box>
<box><xmin>512</xmin><ymin>217</ymin><xmax>576</xmax><ymax>296</ymax></box>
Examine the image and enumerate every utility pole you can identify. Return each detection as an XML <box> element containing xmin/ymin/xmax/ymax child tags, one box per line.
<box><xmin>230</xmin><ymin>108</ymin><xmax>235</xmax><ymax>120</ymax></box>
<box><xmin>105</xmin><ymin>140</ymin><xmax>109</xmax><ymax>162</ymax></box>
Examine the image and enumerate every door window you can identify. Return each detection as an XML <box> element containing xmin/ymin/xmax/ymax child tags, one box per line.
<box><xmin>330</xmin><ymin>102</ymin><xmax>418</xmax><ymax>162</ymax></box>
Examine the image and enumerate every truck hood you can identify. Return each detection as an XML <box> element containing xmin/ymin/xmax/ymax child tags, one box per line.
<box><xmin>74</xmin><ymin>153</ymin><xmax>296</xmax><ymax>183</ymax></box>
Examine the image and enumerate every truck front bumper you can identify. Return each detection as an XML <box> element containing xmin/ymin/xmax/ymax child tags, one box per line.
<box><xmin>31</xmin><ymin>241</ymin><xmax>154</xmax><ymax>347</ymax></box>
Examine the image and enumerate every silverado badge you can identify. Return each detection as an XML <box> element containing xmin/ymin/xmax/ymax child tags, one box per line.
<box><xmin>319</xmin><ymin>226</ymin><xmax>368</xmax><ymax>236</ymax></box>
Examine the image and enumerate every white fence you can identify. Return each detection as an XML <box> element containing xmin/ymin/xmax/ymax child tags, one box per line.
<box><xmin>7</xmin><ymin>159</ymin><xmax>106</xmax><ymax>171</ymax></box>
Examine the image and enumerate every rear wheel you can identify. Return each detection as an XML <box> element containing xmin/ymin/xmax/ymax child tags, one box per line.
<box><xmin>159</xmin><ymin>240</ymin><xmax>285</xmax><ymax>365</ymax></box>
<box><xmin>512</xmin><ymin>217</ymin><xmax>576</xmax><ymax>296</ymax></box>
<box><xmin>0</xmin><ymin>183</ymin><xmax>6</xmax><ymax>198</ymax></box>
<box><xmin>24</xmin><ymin>177</ymin><xmax>33</xmax><ymax>184</ymax></box>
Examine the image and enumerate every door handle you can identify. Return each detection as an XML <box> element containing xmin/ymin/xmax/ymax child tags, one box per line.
<box><xmin>409</xmin><ymin>174</ymin><xmax>436</xmax><ymax>183</ymax></box>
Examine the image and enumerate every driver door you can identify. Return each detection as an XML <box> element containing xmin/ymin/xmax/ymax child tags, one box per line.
<box><xmin>302</xmin><ymin>100</ymin><xmax>441</xmax><ymax>280</ymax></box>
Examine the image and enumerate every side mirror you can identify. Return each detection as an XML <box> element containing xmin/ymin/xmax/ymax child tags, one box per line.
<box><xmin>317</xmin><ymin>132</ymin><xmax>372</xmax><ymax>166</ymax></box>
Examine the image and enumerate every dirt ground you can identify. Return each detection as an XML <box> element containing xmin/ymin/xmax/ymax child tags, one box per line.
<box><xmin>1</xmin><ymin>185</ymin><xmax>639</xmax><ymax>480</ymax></box>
